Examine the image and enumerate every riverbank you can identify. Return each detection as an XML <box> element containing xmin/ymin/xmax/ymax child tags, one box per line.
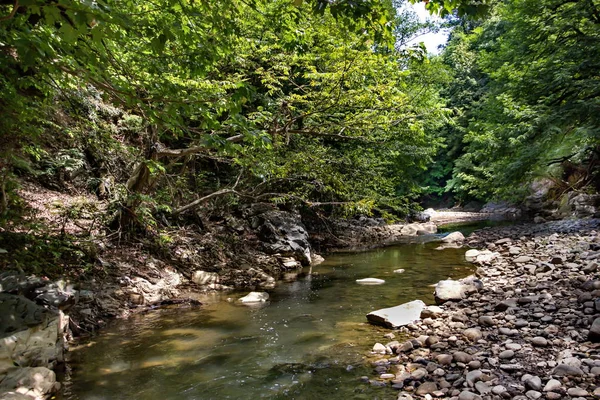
<box><xmin>365</xmin><ymin>218</ymin><xmax>600</xmax><ymax>399</ymax></box>
<box><xmin>0</xmin><ymin>182</ymin><xmax>512</xmax><ymax>399</ymax></box>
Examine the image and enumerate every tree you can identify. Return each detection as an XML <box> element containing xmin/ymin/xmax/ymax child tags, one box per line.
<box><xmin>439</xmin><ymin>0</ymin><xmax>600</xmax><ymax>201</ymax></box>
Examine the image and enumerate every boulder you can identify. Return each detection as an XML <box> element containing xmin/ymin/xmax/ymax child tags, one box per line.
<box><xmin>442</xmin><ymin>232</ymin><xmax>465</xmax><ymax>243</ymax></box>
<box><xmin>238</xmin><ymin>292</ymin><xmax>269</xmax><ymax>303</ymax></box>
<box><xmin>0</xmin><ymin>367</ymin><xmax>57</xmax><ymax>398</ymax></box>
<box><xmin>0</xmin><ymin>294</ymin><xmax>69</xmax><ymax>376</ymax></box>
<box><xmin>569</xmin><ymin>193</ymin><xmax>600</xmax><ymax>218</ymax></box>
<box><xmin>434</xmin><ymin>280</ymin><xmax>468</xmax><ymax>304</ymax></box>
<box><xmin>191</xmin><ymin>271</ymin><xmax>220</xmax><ymax>285</ymax></box>
<box><xmin>253</xmin><ymin>210</ymin><xmax>312</xmax><ymax>265</ymax></box>
<box><xmin>366</xmin><ymin>300</ymin><xmax>426</xmax><ymax>328</ymax></box>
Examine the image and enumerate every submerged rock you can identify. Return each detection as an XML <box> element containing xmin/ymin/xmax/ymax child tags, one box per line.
<box><xmin>366</xmin><ymin>300</ymin><xmax>426</xmax><ymax>329</ymax></box>
<box><xmin>238</xmin><ymin>292</ymin><xmax>269</xmax><ymax>303</ymax></box>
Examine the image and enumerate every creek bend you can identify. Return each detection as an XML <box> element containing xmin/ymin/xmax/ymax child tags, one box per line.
<box><xmin>60</xmin><ymin>233</ymin><xmax>478</xmax><ymax>400</ymax></box>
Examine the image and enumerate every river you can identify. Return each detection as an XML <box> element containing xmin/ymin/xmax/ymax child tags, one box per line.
<box><xmin>60</xmin><ymin>232</ymin><xmax>480</xmax><ymax>400</ymax></box>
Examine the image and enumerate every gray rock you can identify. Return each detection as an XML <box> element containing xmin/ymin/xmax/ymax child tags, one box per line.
<box><xmin>499</xmin><ymin>363</ymin><xmax>523</xmax><ymax>372</ymax></box>
<box><xmin>0</xmin><ymin>293</ymin><xmax>56</xmax><ymax>336</ymax></box>
<box><xmin>542</xmin><ymin>379</ymin><xmax>562</xmax><ymax>392</ymax></box>
<box><xmin>499</xmin><ymin>350</ymin><xmax>514</xmax><ymax>359</ymax></box>
<box><xmin>435</xmin><ymin>280</ymin><xmax>467</xmax><ymax>304</ymax></box>
<box><xmin>589</xmin><ymin>317</ymin><xmax>600</xmax><ymax>342</ymax></box>
<box><xmin>530</xmin><ymin>336</ymin><xmax>548</xmax><ymax>347</ymax></box>
<box><xmin>372</xmin><ymin>343</ymin><xmax>386</xmax><ymax>354</ymax></box>
<box><xmin>366</xmin><ymin>300</ymin><xmax>426</xmax><ymax>329</ymax></box>
<box><xmin>466</xmin><ymin>370</ymin><xmax>482</xmax><ymax>387</ymax></box>
<box><xmin>505</xmin><ymin>343</ymin><xmax>522</xmax><ymax>351</ymax></box>
<box><xmin>474</xmin><ymin>381</ymin><xmax>491</xmax><ymax>395</ymax></box>
<box><xmin>421</xmin><ymin>305</ymin><xmax>444</xmax><ymax>319</ymax></box>
<box><xmin>415</xmin><ymin>381</ymin><xmax>438</xmax><ymax>395</ymax></box>
<box><xmin>410</xmin><ymin>368</ymin><xmax>428</xmax><ymax>380</ymax></box>
<box><xmin>525</xmin><ymin>390</ymin><xmax>542</xmax><ymax>400</ymax></box>
<box><xmin>0</xmin><ymin>367</ymin><xmax>56</xmax><ymax>397</ymax></box>
<box><xmin>436</xmin><ymin>354</ymin><xmax>453</xmax><ymax>365</ymax></box>
<box><xmin>458</xmin><ymin>390</ymin><xmax>482</xmax><ymax>400</ymax></box>
<box><xmin>255</xmin><ymin>210</ymin><xmax>312</xmax><ymax>265</ymax></box>
<box><xmin>567</xmin><ymin>387</ymin><xmax>588</xmax><ymax>397</ymax></box>
<box><xmin>552</xmin><ymin>364</ymin><xmax>584</xmax><ymax>376</ymax></box>
<box><xmin>491</xmin><ymin>385</ymin><xmax>506</xmax><ymax>395</ymax></box>
<box><xmin>192</xmin><ymin>271</ymin><xmax>220</xmax><ymax>285</ymax></box>
<box><xmin>442</xmin><ymin>231</ymin><xmax>465</xmax><ymax>243</ymax></box>
<box><xmin>495</xmin><ymin>298</ymin><xmax>518</xmax><ymax>311</ymax></box>
<box><xmin>453</xmin><ymin>351</ymin><xmax>473</xmax><ymax>363</ymax></box>
<box><xmin>524</xmin><ymin>376</ymin><xmax>542</xmax><ymax>391</ymax></box>
<box><xmin>478</xmin><ymin>316</ymin><xmax>494</xmax><ymax>326</ymax></box>
<box><xmin>463</xmin><ymin>328</ymin><xmax>483</xmax><ymax>342</ymax></box>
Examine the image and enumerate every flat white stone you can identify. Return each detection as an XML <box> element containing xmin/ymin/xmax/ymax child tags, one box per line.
<box><xmin>366</xmin><ymin>300</ymin><xmax>426</xmax><ymax>328</ymax></box>
<box><xmin>465</xmin><ymin>249</ymin><xmax>480</xmax><ymax>262</ymax></box>
<box><xmin>356</xmin><ymin>278</ymin><xmax>385</xmax><ymax>285</ymax></box>
<box><xmin>238</xmin><ymin>292</ymin><xmax>269</xmax><ymax>303</ymax></box>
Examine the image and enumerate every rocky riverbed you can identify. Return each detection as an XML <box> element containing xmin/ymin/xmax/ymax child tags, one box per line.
<box><xmin>365</xmin><ymin>218</ymin><xmax>600</xmax><ymax>399</ymax></box>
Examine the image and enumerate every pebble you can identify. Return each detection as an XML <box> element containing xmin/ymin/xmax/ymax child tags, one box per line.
<box><xmin>530</xmin><ymin>336</ymin><xmax>548</xmax><ymax>347</ymax></box>
<box><xmin>478</xmin><ymin>316</ymin><xmax>494</xmax><ymax>326</ymax></box>
<box><xmin>458</xmin><ymin>391</ymin><xmax>482</xmax><ymax>400</ymax></box>
<box><xmin>499</xmin><ymin>350</ymin><xmax>514</xmax><ymax>359</ymax></box>
<box><xmin>463</xmin><ymin>328</ymin><xmax>482</xmax><ymax>342</ymax></box>
<box><xmin>524</xmin><ymin>376</ymin><xmax>542</xmax><ymax>391</ymax></box>
<box><xmin>365</xmin><ymin>220</ymin><xmax>600</xmax><ymax>400</ymax></box>
<box><xmin>415</xmin><ymin>381</ymin><xmax>438</xmax><ymax>395</ymax></box>
<box><xmin>526</xmin><ymin>390</ymin><xmax>542</xmax><ymax>400</ymax></box>
<box><xmin>491</xmin><ymin>385</ymin><xmax>506</xmax><ymax>395</ymax></box>
<box><xmin>567</xmin><ymin>387</ymin><xmax>588</xmax><ymax>397</ymax></box>
<box><xmin>543</xmin><ymin>379</ymin><xmax>562</xmax><ymax>392</ymax></box>
<box><xmin>453</xmin><ymin>351</ymin><xmax>473</xmax><ymax>363</ymax></box>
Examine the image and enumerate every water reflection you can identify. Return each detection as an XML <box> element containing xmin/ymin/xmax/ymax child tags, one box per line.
<box><xmin>61</xmin><ymin>240</ymin><xmax>473</xmax><ymax>400</ymax></box>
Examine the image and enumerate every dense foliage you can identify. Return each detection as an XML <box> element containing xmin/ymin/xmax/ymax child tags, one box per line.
<box><xmin>436</xmin><ymin>0</ymin><xmax>600</xmax><ymax>203</ymax></box>
<box><xmin>0</xmin><ymin>0</ymin><xmax>456</xmax><ymax>226</ymax></box>
<box><xmin>2</xmin><ymin>0</ymin><xmax>598</xmax><ymax>228</ymax></box>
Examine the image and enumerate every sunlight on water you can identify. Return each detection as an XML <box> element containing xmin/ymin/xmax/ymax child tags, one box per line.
<box><xmin>60</xmin><ymin>238</ymin><xmax>475</xmax><ymax>400</ymax></box>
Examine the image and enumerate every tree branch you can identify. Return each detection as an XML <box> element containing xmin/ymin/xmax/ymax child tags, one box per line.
<box><xmin>0</xmin><ymin>0</ymin><xmax>19</xmax><ymax>22</ymax></box>
<box><xmin>172</xmin><ymin>189</ymin><xmax>237</xmax><ymax>215</ymax></box>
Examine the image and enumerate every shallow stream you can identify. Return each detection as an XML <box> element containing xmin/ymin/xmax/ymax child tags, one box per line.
<box><xmin>61</xmin><ymin>234</ymin><xmax>477</xmax><ymax>400</ymax></box>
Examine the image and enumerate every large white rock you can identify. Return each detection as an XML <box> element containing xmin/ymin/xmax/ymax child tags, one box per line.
<box><xmin>191</xmin><ymin>271</ymin><xmax>219</xmax><ymax>285</ymax></box>
<box><xmin>238</xmin><ymin>292</ymin><xmax>269</xmax><ymax>303</ymax></box>
<box><xmin>465</xmin><ymin>249</ymin><xmax>480</xmax><ymax>262</ymax></box>
<box><xmin>442</xmin><ymin>231</ymin><xmax>465</xmax><ymax>243</ymax></box>
<box><xmin>434</xmin><ymin>279</ymin><xmax>467</xmax><ymax>304</ymax></box>
<box><xmin>356</xmin><ymin>278</ymin><xmax>385</xmax><ymax>285</ymax></box>
<box><xmin>366</xmin><ymin>300</ymin><xmax>426</xmax><ymax>328</ymax></box>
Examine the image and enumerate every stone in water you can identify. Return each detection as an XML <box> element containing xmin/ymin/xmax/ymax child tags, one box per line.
<box><xmin>356</xmin><ymin>278</ymin><xmax>385</xmax><ymax>285</ymax></box>
<box><xmin>366</xmin><ymin>299</ymin><xmax>426</xmax><ymax>328</ymax></box>
<box><xmin>239</xmin><ymin>292</ymin><xmax>269</xmax><ymax>303</ymax></box>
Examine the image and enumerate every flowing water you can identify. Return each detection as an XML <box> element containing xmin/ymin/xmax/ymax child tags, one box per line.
<box><xmin>60</xmin><ymin>235</ymin><xmax>477</xmax><ymax>400</ymax></box>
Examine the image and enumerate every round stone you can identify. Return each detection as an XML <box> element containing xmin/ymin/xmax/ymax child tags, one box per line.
<box><xmin>530</xmin><ymin>336</ymin><xmax>548</xmax><ymax>347</ymax></box>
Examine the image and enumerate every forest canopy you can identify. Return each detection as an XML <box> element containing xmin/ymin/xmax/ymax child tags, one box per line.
<box><xmin>0</xmin><ymin>0</ymin><xmax>598</xmax><ymax>226</ymax></box>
